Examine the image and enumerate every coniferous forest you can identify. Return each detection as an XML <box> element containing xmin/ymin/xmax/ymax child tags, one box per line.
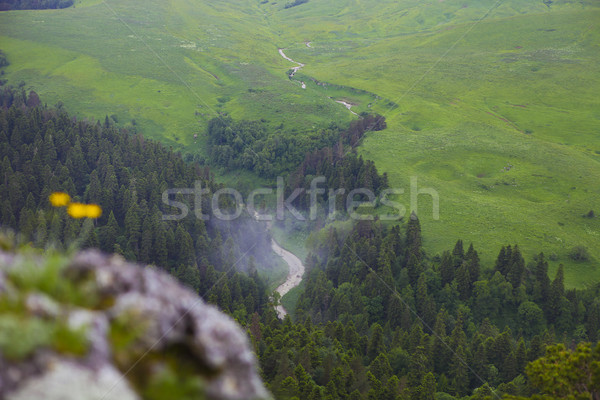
<box><xmin>1</xmin><ymin>84</ymin><xmax>599</xmax><ymax>399</ymax></box>
<box><xmin>0</xmin><ymin>86</ymin><xmax>271</xmax><ymax>317</ymax></box>
<box><xmin>3</xmin><ymin>0</ymin><xmax>600</xmax><ymax>397</ymax></box>
<box><xmin>0</xmin><ymin>0</ymin><xmax>73</xmax><ymax>11</ymax></box>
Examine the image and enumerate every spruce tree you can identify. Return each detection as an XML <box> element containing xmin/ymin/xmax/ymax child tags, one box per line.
<box><xmin>407</xmin><ymin>254</ymin><xmax>422</xmax><ymax>286</ymax></box>
<box><xmin>439</xmin><ymin>251</ymin><xmax>454</xmax><ymax>286</ymax></box>
<box><xmin>465</xmin><ymin>243</ymin><xmax>480</xmax><ymax>283</ymax></box>
<box><xmin>507</xmin><ymin>244</ymin><xmax>525</xmax><ymax>288</ymax></box>
<box><xmin>419</xmin><ymin>372</ymin><xmax>436</xmax><ymax>400</ymax></box>
<box><xmin>456</xmin><ymin>262</ymin><xmax>471</xmax><ymax>300</ymax></box>
<box><xmin>548</xmin><ymin>264</ymin><xmax>565</xmax><ymax>323</ymax></box>
<box><xmin>367</xmin><ymin>323</ymin><xmax>385</xmax><ymax>361</ymax></box>
<box><xmin>452</xmin><ymin>239</ymin><xmax>464</xmax><ymax>268</ymax></box>
<box><xmin>405</xmin><ymin>212</ymin><xmax>422</xmax><ymax>264</ymax></box>
<box><xmin>101</xmin><ymin>211</ymin><xmax>119</xmax><ymax>253</ymax></box>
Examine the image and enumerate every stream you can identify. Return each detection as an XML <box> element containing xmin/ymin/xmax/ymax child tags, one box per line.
<box><xmin>278</xmin><ymin>48</ymin><xmax>358</xmax><ymax>115</ymax></box>
<box><xmin>252</xmin><ymin>210</ymin><xmax>305</xmax><ymax>319</ymax></box>
<box><xmin>271</xmin><ymin>239</ymin><xmax>305</xmax><ymax>319</ymax></box>
<box><xmin>266</xmin><ymin>47</ymin><xmax>358</xmax><ymax>319</ymax></box>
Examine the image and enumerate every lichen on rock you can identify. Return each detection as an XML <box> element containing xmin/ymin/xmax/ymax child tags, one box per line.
<box><xmin>0</xmin><ymin>249</ymin><xmax>271</xmax><ymax>400</ymax></box>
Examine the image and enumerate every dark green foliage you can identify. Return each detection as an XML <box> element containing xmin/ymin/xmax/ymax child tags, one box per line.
<box><xmin>0</xmin><ymin>0</ymin><xmax>73</xmax><ymax>10</ymax></box>
<box><xmin>286</xmin><ymin>149</ymin><xmax>388</xmax><ymax>211</ymax></box>
<box><xmin>0</xmin><ymin>85</ymin><xmax>272</xmax><ymax>316</ymax></box>
<box><xmin>569</xmin><ymin>245</ymin><xmax>591</xmax><ymax>261</ymax></box>
<box><xmin>0</xmin><ymin>50</ymin><xmax>8</xmax><ymax>68</ymax></box>
<box><xmin>284</xmin><ymin>0</ymin><xmax>308</xmax><ymax>9</ymax></box>
<box><xmin>4</xmin><ymin>85</ymin><xmax>600</xmax><ymax>400</ymax></box>
<box><xmin>283</xmin><ymin>218</ymin><xmax>600</xmax><ymax>398</ymax></box>
<box><xmin>206</xmin><ymin>114</ymin><xmax>385</xmax><ymax>178</ymax></box>
<box><xmin>506</xmin><ymin>343</ymin><xmax>600</xmax><ymax>400</ymax></box>
<box><xmin>439</xmin><ymin>251</ymin><xmax>453</xmax><ymax>286</ymax></box>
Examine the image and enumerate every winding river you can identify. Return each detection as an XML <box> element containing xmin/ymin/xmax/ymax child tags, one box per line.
<box><xmin>278</xmin><ymin>48</ymin><xmax>358</xmax><ymax>115</ymax></box>
<box><xmin>271</xmin><ymin>239</ymin><xmax>305</xmax><ymax>319</ymax></box>
<box><xmin>265</xmin><ymin>46</ymin><xmax>359</xmax><ymax>318</ymax></box>
<box><xmin>252</xmin><ymin>210</ymin><xmax>305</xmax><ymax>318</ymax></box>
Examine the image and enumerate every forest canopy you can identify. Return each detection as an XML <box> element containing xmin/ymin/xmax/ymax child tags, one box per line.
<box><xmin>1</xmin><ymin>85</ymin><xmax>599</xmax><ymax>400</ymax></box>
<box><xmin>0</xmin><ymin>0</ymin><xmax>73</xmax><ymax>11</ymax></box>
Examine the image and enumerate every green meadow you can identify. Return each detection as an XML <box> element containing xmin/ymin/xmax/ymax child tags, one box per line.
<box><xmin>1</xmin><ymin>0</ymin><xmax>599</xmax><ymax>286</ymax></box>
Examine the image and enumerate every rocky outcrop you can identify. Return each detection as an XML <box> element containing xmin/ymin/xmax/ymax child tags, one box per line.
<box><xmin>0</xmin><ymin>250</ymin><xmax>270</xmax><ymax>400</ymax></box>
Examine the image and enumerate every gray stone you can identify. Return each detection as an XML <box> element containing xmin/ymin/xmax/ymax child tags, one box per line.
<box><xmin>0</xmin><ymin>250</ymin><xmax>271</xmax><ymax>400</ymax></box>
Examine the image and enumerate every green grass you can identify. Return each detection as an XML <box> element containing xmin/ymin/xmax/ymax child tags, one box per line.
<box><xmin>271</xmin><ymin>0</ymin><xmax>600</xmax><ymax>286</ymax></box>
<box><xmin>280</xmin><ymin>281</ymin><xmax>304</xmax><ymax>322</ymax></box>
<box><xmin>0</xmin><ymin>0</ymin><xmax>353</xmax><ymax>152</ymax></box>
<box><xmin>1</xmin><ymin>0</ymin><xmax>599</xmax><ymax>287</ymax></box>
<box><xmin>261</xmin><ymin>256</ymin><xmax>290</xmax><ymax>294</ymax></box>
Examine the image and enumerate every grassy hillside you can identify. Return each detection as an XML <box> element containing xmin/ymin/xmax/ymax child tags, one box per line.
<box><xmin>0</xmin><ymin>0</ymin><xmax>353</xmax><ymax>150</ymax></box>
<box><xmin>1</xmin><ymin>0</ymin><xmax>599</xmax><ymax>286</ymax></box>
<box><xmin>272</xmin><ymin>0</ymin><xmax>600</xmax><ymax>285</ymax></box>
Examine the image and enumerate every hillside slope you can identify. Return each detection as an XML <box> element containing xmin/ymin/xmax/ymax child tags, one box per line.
<box><xmin>1</xmin><ymin>0</ymin><xmax>599</xmax><ymax>285</ymax></box>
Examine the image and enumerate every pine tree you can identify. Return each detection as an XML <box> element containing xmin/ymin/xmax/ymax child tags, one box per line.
<box><xmin>86</xmin><ymin>169</ymin><xmax>102</xmax><ymax>204</ymax></box>
<box><xmin>507</xmin><ymin>245</ymin><xmax>525</xmax><ymax>288</ymax></box>
<box><xmin>548</xmin><ymin>264</ymin><xmax>565</xmax><ymax>323</ymax></box>
<box><xmin>465</xmin><ymin>243</ymin><xmax>480</xmax><ymax>284</ymax></box>
<box><xmin>48</xmin><ymin>211</ymin><xmax>62</xmax><ymax>246</ymax></box>
<box><xmin>407</xmin><ymin>345</ymin><xmax>428</xmax><ymax>389</ymax></box>
<box><xmin>452</xmin><ymin>239</ymin><xmax>464</xmax><ymax>268</ymax></box>
<box><xmin>432</xmin><ymin>310</ymin><xmax>451</xmax><ymax>374</ymax></box>
<box><xmin>415</xmin><ymin>274</ymin><xmax>428</xmax><ymax>316</ymax></box>
<box><xmin>366</xmin><ymin>371</ymin><xmax>383</xmax><ymax>400</ymax></box>
<box><xmin>369</xmin><ymin>353</ymin><xmax>392</xmax><ymax>381</ymax></box>
<box><xmin>449</xmin><ymin>345</ymin><xmax>468</xmax><ymax>396</ymax></box>
<box><xmin>294</xmin><ymin>364</ymin><xmax>312</xmax><ymax>398</ymax></box>
<box><xmin>175</xmin><ymin>224</ymin><xmax>196</xmax><ymax>267</ymax></box>
<box><xmin>405</xmin><ymin>212</ymin><xmax>422</xmax><ymax>264</ymax></box>
<box><xmin>407</xmin><ymin>254</ymin><xmax>422</xmax><ymax>286</ymax></box>
<box><xmin>494</xmin><ymin>245</ymin><xmax>512</xmax><ymax>276</ymax></box>
<box><xmin>439</xmin><ymin>251</ymin><xmax>454</xmax><ymax>286</ymax></box>
<box><xmin>515</xmin><ymin>337</ymin><xmax>527</xmax><ymax>373</ymax></box>
<box><xmin>83</xmin><ymin>225</ymin><xmax>99</xmax><ymax>249</ymax></box>
<box><xmin>456</xmin><ymin>262</ymin><xmax>471</xmax><ymax>300</ymax></box>
<box><xmin>34</xmin><ymin>211</ymin><xmax>47</xmax><ymax>247</ymax></box>
<box><xmin>367</xmin><ymin>323</ymin><xmax>385</xmax><ymax>361</ymax></box>
<box><xmin>153</xmin><ymin>222</ymin><xmax>168</xmax><ymax>267</ymax></box>
<box><xmin>387</xmin><ymin>294</ymin><xmax>404</xmax><ymax>329</ymax></box>
<box><xmin>101</xmin><ymin>211</ymin><xmax>119</xmax><ymax>253</ymax></box>
<box><xmin>139</xmin><ymin>215</ymin><xmax>154</xmax><ymax>264</ymax></box>
<box><xmin>124</xmin><ymin>202</ymin><xmax>141</xmax><ymax>257</ymax></box>
<box><xmin>418</xmin><ymin>372</ymin><xmax>436</xmax><ymax>400</ymax></box>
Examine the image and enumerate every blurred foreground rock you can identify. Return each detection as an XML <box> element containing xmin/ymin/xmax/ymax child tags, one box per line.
<box><xmin>0</xmin><ymin>250</ymin><xmax>270</xmax><ymax>400</ymax></box>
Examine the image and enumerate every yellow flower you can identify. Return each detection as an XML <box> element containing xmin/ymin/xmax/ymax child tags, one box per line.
<box><xmin>85</xmin><ymin>204</ymin><xmax>103</xmax><ymax>219</ymax></box>
<box><xmin>49</xmin><ymin>192</ymin><xmax>71</xmax><ymax>207</ymax></box>
<box><xmin>67</xmin><ymin>203</ymin><xmax>103</xmax><ymax>219</ymax></box>
<box><xmin>67</xmin><ymin>203</ymin><xmax>88</xmax><ymax>219</ymax></box>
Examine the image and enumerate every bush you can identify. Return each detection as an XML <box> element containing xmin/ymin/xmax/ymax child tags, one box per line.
<box><xmin>284</xmin><ymin>0</ymin><xmax>308</xmax><ymax>9</ymax></box>
<box><xmin>584</xmin><ymin>210</ymin><xmax>595</xmax><ymax>218</ymax></box>
<box><xmin>569</xmin><ymin>246</ymin><xmax>590</xmax><ymax>262</ymax></box>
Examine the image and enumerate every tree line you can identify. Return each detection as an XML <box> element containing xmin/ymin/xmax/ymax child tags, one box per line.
<box><xmin>0</xmin><ymin>85</ymin><xmax>273</xmax><ymax>318</ymax></box>
<box><xmin>0</xmin><ymin>0</ymin><xmax>73</xmax><ymax>11</ymax></box>
<box><xmin>284</xmin><ymin>0</ymin><xmax>309</xmax><ymax>9</ymax></box>
<box><xmin>2</xmin><ymin>84</ymin><xmax>598</xmax><ymax>399</ymax></box>
<box><xmin>250</xmin><ymin>216</ymin><xmax>600</xmax><ymax>399</ymax></box>
<box><xmin>206</xmin><ymin>113</ymin><xmax>386</xmax><ymax>179</ymax></box>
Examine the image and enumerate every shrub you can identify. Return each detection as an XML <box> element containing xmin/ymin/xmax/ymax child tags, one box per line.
<box><xmin>569</xmin><ymin>246</ymin><xmax>590</xmax><ymax>262</ymax></box>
